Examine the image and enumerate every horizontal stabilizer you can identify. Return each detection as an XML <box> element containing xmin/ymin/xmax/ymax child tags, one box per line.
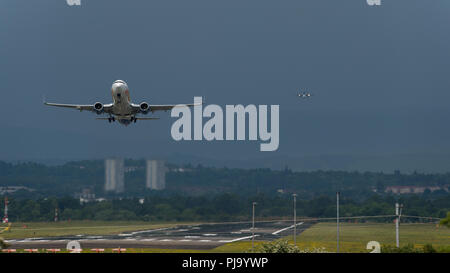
<box><xmin>135</xmin><ymin>117</ymin><xmax>160</xmax><ymax>120</ymax></box>
<box><xmin>95</xmin><ymin>117</ymin><xmax>160</xmax><ymax>120</ymax></box>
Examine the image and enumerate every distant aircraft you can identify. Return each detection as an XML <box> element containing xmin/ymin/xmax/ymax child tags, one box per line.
<box><xmin>44</xmin><ymin>80</ymin><xmax>199</xmax><ymax>126</ymax></box>
<box><xmin>298</xmin><ymin>92</ymin><xmax>313</xmax><ymax>98</ymax></box>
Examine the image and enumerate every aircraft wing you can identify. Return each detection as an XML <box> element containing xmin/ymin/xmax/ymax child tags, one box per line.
<box><xmin>44</xmin><ymin>102</ymin><xmax>113</xmax><ymax>113</ymax></box>
<box><xmin>149</xmin><ymin>103</ymin><xmax>200</xmax><ymax>112</ymax></box>
<box><xmin>131</xmin><ymin>102</ymin><xmax>201</xmax><ymax>114</ymax></box>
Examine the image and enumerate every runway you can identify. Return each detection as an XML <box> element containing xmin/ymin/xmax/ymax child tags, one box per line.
<box><xmin>6</xmin><ymin>221</ymin><xmax>313</xmax><ymax>250</ymax></box>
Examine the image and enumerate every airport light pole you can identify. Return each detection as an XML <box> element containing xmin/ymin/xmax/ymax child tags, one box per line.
<box><xmin>336</xmin><ymin>191</ymin><xmax>340</xmax><ymax>253</ymax></box>
<box><xmin>252</xmin><ymin>202</ymin><xmax>257</xmax><ymax>251</ymax></box>
<box><xmin>395</xmin><ymin>203</ymin><xmax>403</xmax><ymax>248</ymax></box>
<box><xmin>293</xmin><ymin>194</ymin><xmax>297</xmax><ymax>245</ymax></box>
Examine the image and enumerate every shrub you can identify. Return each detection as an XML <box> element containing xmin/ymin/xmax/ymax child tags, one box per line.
<box><xmin>0</xmin><ymin>237</ymin><xmax>9</xmax><ymax>249</ymax></box>
<box><xmin>381</xmin><ymin>244</ymin><xmax>438</xmax><ymax>253</ymax></box>
<box><xmin>253</xmin><ymin>240</ymin><xmax>329</xmax><ymax>253</ymax></box>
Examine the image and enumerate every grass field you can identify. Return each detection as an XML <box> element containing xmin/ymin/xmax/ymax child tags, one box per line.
<box><xmin>0</xmin><ymin>221</ymin><xmax>197</xmax><ymax>240</ymax></box>
<box><xmin>1</xmin><ymin>221</ymin><xmax>449</xmax><ymax>253</ymax></box>
<box><xmin>284</xmin><ymin>222</ymin><xmax>450</xmax><ymax>253</ymax></box>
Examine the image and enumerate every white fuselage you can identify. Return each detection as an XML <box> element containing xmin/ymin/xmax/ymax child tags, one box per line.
<box><xmin>111</xmin><ymin>80</ymin><xmax>134</xmax><ymax>125</ymax></box>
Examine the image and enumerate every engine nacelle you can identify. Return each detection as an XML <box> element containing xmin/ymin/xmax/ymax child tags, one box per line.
<box><xmin>140</xmin><ymin>102</ymin><xmax>150</xmax><ymax>113</ymax></box>
<box><xmin>94</xmin><ymin>102</ymin><xmax>103</xmax><ymax>114</ymax></box>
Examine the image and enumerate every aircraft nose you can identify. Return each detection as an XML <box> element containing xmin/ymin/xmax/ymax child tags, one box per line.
<box><xmin>112</xmin><ymin>83</ymin><xmax>123</xmax><ymax>92</ymax></box>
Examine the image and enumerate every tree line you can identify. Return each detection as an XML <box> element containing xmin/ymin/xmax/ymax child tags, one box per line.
<box><xmin>1</xmin><ymin>160</ymin><xmax>450</xmax><ymax>199</ymax></box>
<box><xmin>5</xmin><ymin>194</ymin><xmax>450</xmax><ymax>222</ymax></box>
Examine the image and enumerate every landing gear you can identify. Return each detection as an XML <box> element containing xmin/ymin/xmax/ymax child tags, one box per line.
<box><xmin>108</xmin><ymin>116</ymin><xmax>116</xmax><ymax>123</ymax></box>
<box><xmin>131</xmin><ymin>116</ymin><xmax>137</xmax><ymax>123</ymax></box>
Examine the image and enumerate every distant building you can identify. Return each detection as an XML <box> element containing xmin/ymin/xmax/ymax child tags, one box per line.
<box><xmin>385</xmin><ymin>185</ymin><xmax>448</xmax><ymax>194</ymax></box>
<box><xmin>105</xmin><ymin>158</ymin><xmax>125</xmax><ymax>193</ymax></box>
<box><xmin>125</xmin><ymin>166</ymin><xmax>141</xmax><ymax>173</ymax></box>
<box><xmin>80</xmin><ymin>197</ymin><xmax>106</xmax><ymax>204</ymax></box>
<box><xmin>170</xmin><ymin>167</ymin><xmax>192</xmax><ymax>173</ymax></box>
<box><xmin>76</xmin><ymin>188</ymin><xmax>96</xmax><ymax>203</ymax></box>
<box><xmin>0</xmin><ymin>186</ymin><xmax>34</xmax><ymax>194</ymax></box>
<box><xmin>146</xmin><ymin>160</ymin><xmax>166</xmax><ymax>190</ymax></box>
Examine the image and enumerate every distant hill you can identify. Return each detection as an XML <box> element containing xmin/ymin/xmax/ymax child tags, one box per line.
<box><xmin>0</xmin><ymin>159</ymin><xmax>449</xmax><ymax>200</ymax></box>
<box><xmin>161</xmin><ymin>153</ymin><xmax>450</xmax><ymax>174</ymax></box>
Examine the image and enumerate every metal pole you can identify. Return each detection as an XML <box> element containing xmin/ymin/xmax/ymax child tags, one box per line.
<box><xmin>252</xmin><ymin>202</ymin><xmax>257</xmax><ymax>250</ymax></box>
<box><xmin>293</xmin><ymin>194</ymin><xmax>297</xmax><ymax>245</ymax></box>
<box><xmin>395</xmin><ymin>203</ymin><xmax>399</xmax><ymax>248</ymax></box>
<box><xmin>337</xmin><ymin>192</ymin><xmax>340</xmax><ymax>253</ymax></box>
<box><xmin>2</xmin><ymin>197</ymin><xmax>8</xmax><ymax>224</ymax></box>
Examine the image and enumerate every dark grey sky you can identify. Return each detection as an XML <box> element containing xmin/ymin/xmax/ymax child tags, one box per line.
<box><xmin>1</xmin><ymin>0</ymin><xmax>450</xmax><ymax>169</ymax></box>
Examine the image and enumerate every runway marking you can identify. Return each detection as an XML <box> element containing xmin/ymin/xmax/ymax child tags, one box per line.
<box><xmin>272</xmin><ymin>222</ymin><xmax>304</xmax><ymax>235</ymax></box>
<box><xmin>140</xmin><ymin>238</ymin><xmax>156</xmax><ymax>242</ymax></box>
<box><xmin>203</xmin><ymin>234</ymin><xmax>217</xmax><ymax>236</ymax></box>
<box><xmin>219</xmin><ymin>235</ymin><xmax>259</xmax><ymax>243</ymax></box>
<box><xmin>161</xmin><ymin>239</ymin><xmax>173</xmax><ymax>242</ymax></box>
<box><xmin>199</xmin><ymin>240</ymin><xmax>211</xmax><ymax>242</ymax></box>
<box><xmin>130</xmin><ymin>227</ymin><xmax>171</xmax><ymax>235</ymax></box>
<box><xmin>184</xmin><ymin>236</ymin><xmax>200</xmax><ymax>238</ymax></box>
<box><xmin>179</xmin><ymin>239</ymin><xmax>192</xmax><ymax>242</ymax></box>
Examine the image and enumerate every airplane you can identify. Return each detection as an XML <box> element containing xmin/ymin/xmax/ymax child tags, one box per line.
<box><xmin>44</xmin><ymin>80</ymin><xmax>199</xmax><ymax>126</ymax></box>
<box><xmin>298</xmin><ymin>92</ymin><xmax>312</xmax><ymax>98</ymax></box>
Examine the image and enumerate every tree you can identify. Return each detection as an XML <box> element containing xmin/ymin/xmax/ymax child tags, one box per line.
<box><xmin>254</xmin><ymin>240</ymin><xmax>328</xmax><ymax>253</ymax></box>
<box><xmin>255</xmin><ymin>240</ymin><xmax>301</xmax><ymax>253</ymax></box>
<box><xmin>440</xmin><ymin>212</ymin><xmax>450</xmax><ymax>228</ymax></box>
<box><xmin>0</xmin><ymin>237</ymin><xmax>9</xmax><ymax>249</ymax></box>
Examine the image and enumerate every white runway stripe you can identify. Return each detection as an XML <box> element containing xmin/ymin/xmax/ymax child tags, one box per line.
<box><xmin>272</xmin><ymin>222</ymin><xmax>304</xmax><ymax>235</ymax></box>
<box><xmin>219</xmin><ymin>235</ymin><xmax>259</xmax><ymax>243</ymax></box>
<box><xmin>130</xmin><ymin>227</ymin><xmax>170</xmax><ymax>235</ymax></box>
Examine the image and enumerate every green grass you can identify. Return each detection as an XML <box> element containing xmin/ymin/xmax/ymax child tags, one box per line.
<box><xmin>0</xmin><ymin>221</ymin><xmax>198</xmax><ymax>240</ymax></box>
<box><xmin>284</xmin><ymin>222</ymin><xmax>450</xmax><ymax>253</ymax></box>
<box><xmin>2</xmin><ymin>221</ymin><xmax>449</xmax><ymax>253</ymax></box>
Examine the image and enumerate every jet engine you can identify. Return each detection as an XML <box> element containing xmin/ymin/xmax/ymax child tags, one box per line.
<box><xmin>140</xmin><ymin>102</ymin><xmax>150</xmax><ymax>113</ymax></box>
<box><xmin>94</xmin><ymin>102</ymin><xmax>103</xmax><ymax>114</ymax></box>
